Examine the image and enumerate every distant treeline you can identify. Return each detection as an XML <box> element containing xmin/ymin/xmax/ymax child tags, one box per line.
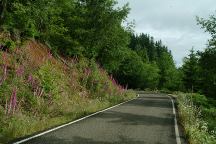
<box><xmin>0</xmin><ymin>0</ymin><xmax>215</xmax><ymax>99</ymax></box>
<box><xmin>114</xmin><ymin>33</ymin><xmax>182</xmax><ymax>91</ymax></box>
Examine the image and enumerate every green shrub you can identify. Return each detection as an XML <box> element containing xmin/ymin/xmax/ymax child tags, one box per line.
<box><xmin>189</xmin><ymin>93</ymin><xmax>209</xmax><ymax>107</ymax></box>
<box><xmin>202</xmin><ymin>108</ymin><xmax>216</xmax><ymax>132</ymax></box>
<box><xmin>0</xmin><ymin>39</ymin><xmax>16</xmax><ymax>52</ymax></box>
<box><xmin>160</xmin><ymin>88</ymin><xmax>171</xmax><ymax>94</ymax></box>
<box><xmin>37</xmin><ymin>62</ymin><xmax>65</xmax><ymax>100</ymax></box>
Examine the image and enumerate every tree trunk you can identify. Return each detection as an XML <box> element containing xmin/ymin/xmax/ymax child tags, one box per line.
<box><xmin>0</xmin><ymin>0</ymin><xmax>8</xmax><ymax>25</ymax></box>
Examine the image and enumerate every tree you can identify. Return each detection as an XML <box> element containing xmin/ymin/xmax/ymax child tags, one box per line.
<box><xmin>198</xmin><ymin>48</ymin><xmax>216</xmax><ymax>98</ymax></box>
<box><xmin>197</xmin><ymin>13</ymin><xmax>216</xmax><ymax>98</ymax></box>
<box><xmin>114</xmin><ymin>50</ymin><xmax>146</xmax><ymax>89</ymax></box>
<box><xmin>142</xmin><ymin>62</ymin><xmax>160</xmax><ymax>89</ymax></box>
<box><xmin>114</xmin><ymin>49</ymin><xmax>160</xmax><ymax>90</ymax></box>
<box><xmin>182</xmin><ymin>48</ymin><xmax>199</xmax><ymax>92</ymax></box>
<box><xmin>127</xmin><ymin>33</ymin><xmax>178</xmax><ymax>90</ymax></box>
<box><xmin>157</xmin><ymin>50</ymin><xmax>179</xmax><ymax>90</ymax></box>
<box><xmin>197</xmin><ymin>15</ymin><xmax>216</xmax><ymax>48</ymax></box>
<box><xmin>0</xmin><ymin>0</ymin><xmax>8</xmax><ymax>25</ymax></box>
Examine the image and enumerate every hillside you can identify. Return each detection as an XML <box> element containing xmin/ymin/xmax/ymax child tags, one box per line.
<box><xmin>0</xmin><ymin>38</ymin><xmax>135</xmax><ymax>143</ymax></box>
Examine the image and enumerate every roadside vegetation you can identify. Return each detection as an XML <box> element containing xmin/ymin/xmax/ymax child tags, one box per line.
<box><xmin>176</xmin><ymin>93</ymin><xmax>216</xmax><ymax>144</ymax></box>
<box><xmin>0</xmin><ymin>39</ymin><xmax>135</xmax><ymax>143</ymax></box>
<box><xmin>175</xmin><ymin>13</ymin><xmax>216</xmax><ymax>144</ymax></box>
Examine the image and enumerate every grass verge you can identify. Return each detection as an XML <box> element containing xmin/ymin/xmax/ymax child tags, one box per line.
<box><xmin>175</xmin><ymin>93</ymin><xmax>216</xmax><ymax>144</ymax></box>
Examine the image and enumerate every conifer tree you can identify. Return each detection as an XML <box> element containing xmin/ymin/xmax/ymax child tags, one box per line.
<box><xmin>182</xmin><ymin>48</ymin><xmax>199</xmax><ymax>92</ymax></box>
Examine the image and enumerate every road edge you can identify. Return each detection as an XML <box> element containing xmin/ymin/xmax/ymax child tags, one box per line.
<box><xmin>13</xmin><ymin>96</ymin><xmax>139</xmax><ymax>144</ymax></box>
<box><xmin>168</xmin><ymin>95</ymin><xmax>182</xmax><ymax>144</ymax></box>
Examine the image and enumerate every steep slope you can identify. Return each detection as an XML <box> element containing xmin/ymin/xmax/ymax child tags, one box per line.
<box><xmin>0</xmin><ymin>39</ymin><xmax>135</xmax><ymax>143</ymax></box>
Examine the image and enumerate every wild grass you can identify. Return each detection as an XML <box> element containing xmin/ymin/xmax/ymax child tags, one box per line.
<box><xmin>176</xmin><ymin>93</ymin><xmax>216</xmax><ymax>144</ymax></box>
<box><xmin>0</xmin><ymin>40</ymin><xmax>136</xmax><ymax>143</ymax></box>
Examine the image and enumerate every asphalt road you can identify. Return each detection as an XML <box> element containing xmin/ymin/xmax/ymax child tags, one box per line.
<box><xmin>16</xmin><ymin>94</ymin><xmax>187</xmax><ymax>144</ymax></box>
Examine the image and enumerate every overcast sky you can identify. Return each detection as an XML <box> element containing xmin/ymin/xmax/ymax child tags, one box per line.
<box><xmin>117</xmin><ymin>0</ymin><xmax>215</xmax><ymax>67</ymax></box>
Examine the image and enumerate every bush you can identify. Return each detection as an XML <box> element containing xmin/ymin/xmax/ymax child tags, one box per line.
<box><xmin>37</xmin><ymin>62</ymin><xmax>64</xmax><ymax>100</ymax></box>
<box><xmin>0</xmin><ymin>38</ymin><xmax>16</xmax><ymax>52</ymax></box>
<box><xmin>202</xmin><ymin>108</ymin><xmax>216</xmax><ymax>132</ymax></box>
<box><xmin>189</xmin><ymin>93</ymin><xmax>209</xmax><ymax>107</ymax></box>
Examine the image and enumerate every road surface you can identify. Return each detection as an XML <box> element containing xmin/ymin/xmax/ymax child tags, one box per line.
<box><xmin>14</xmin><ymin>93</ymin><xmax>187</xmax><ymax>144</ymax></box>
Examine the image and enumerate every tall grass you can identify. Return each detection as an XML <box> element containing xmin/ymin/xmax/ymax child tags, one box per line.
<box><xmin>177</xmin><ymin>93</ymin><xmax>216</xmax><ymax>144</ymax></box>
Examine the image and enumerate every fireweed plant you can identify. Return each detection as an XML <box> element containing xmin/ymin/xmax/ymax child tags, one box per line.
<box><xmin>0</xmin><ymin>52</ymin><xmax>8</xmax><ymax>86</ymax></box>
<box><xmin>0</xmin><ymin>41</ymin><xmax>135</xmax><ymax>143</ymax></box>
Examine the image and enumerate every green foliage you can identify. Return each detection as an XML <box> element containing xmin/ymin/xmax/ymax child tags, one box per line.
<box><xmin>190</xmin><ymin>93</ymin><xmax>209</xmax><ymax>108</ymax></box>
<box><xmin>198</xmin><ymin>47</ymin><xmax>216</xmax><ymax>99</ymax></box>
<box><xmin>177</xmin><ymin>93</ymin><xmax>216</xmax><ymax>144</ymax></box>
<box><xmin>76</xmin><ymin>58</ymin><xmax>130</xmax><ymax>102</ymax></box>
<box><xmin>197</xmin><ymin>14</ymin><xmax>216</xmax><ymax>48</ymax></box>
<box><xmin>127</xmin><ymin>33</ymin><xmax>179</xmax><ymax>90</ymax></box>
<box><xmin>114</xmin><ymin>50</ymin><xmax>160</xmax><ymax>90</ymax></box>
<box><xmin>115</xmin><ymin>50</ymin><xmax>146</xmax><ymax>89</ymax></box>
<box><xmin>186</xmin><ymin>93</ymin><xmax>216</xmax><ymax>133</ymax></box>
<box><xmin>181</xmin><ymin>47</ymin><xmax>216</xmax><ymax>98</ymax></box>
<box><xmin>157</xmin><ymin>51</ymin><xmax>180</xmax><ymax>90</ymax></box>
<box><xmin>37</xmin><ymin>62</ymin><xmax>63</xmax><ymax>100</ymax></box>
<box><xmin>0</xmin><ymin>34</ymin><xmax>16</xmax><ymax>52</ymax></box>
<box><xmin>1</xmin><ymin>0</ymin><xmax>130</xmax><ymax>60</ymax></box>
<box><xmin>202</xmin><ymin>108</ymin><xmax>216</xmax><ymax>132</ymax></box>
<box><xmin>0</xmin><ymin>0</ymin><xmax>8</xmax><ymax>26</ymax></box>
<box><xmin>179</xmin><ymin>14</ymin><xmax>216</xmax><ymax>99</ymax></box>
<box><xmin>142</xmin><ymin>63</ymin><xmax>160</xmax><ymax>89</ymax></box>
<box><xmin>197</xmin><ymin>13</ymin><xmax>216</xmax><ymax>98</ymax></box>
<box><xmin>182</xmin><ymin>48</ymin><xmax>200</xmax><ymax>92</ymax></box>
<box><xmin>0</xmin><ymin>39</ymin><xmax>16</xmax><ymax>51</ymax></box>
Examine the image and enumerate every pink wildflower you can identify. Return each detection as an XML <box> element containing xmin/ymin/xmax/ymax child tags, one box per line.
<box><xmin>0</xmin><ymin>53</ymin><xmax>8</xmax><ymax>86</ymax></box>
<box><xmin>27</xmin><ymin>74</ymin><xmax>33</xmax><ymax>83</ymax></box>
<box><xmin>84</xmin><ymin>68</ymin><xmax>92</xmax><ymax>76</ymax></box>
<box><xmin>48</xmin><ymin>50</ymin><xmax>52</xmax><ymax>60</ymax></box>
<box><xmin>8</xmin><ymin>87</ymin><xmax>17</xmax><ymax>115</ymax></box>
<box><xmin>16</xmin><ymin>65</ymin><xmax>24</xmax><ymax>77</ymax></box>
<box><xmin>0</xmin><ymin>65</ymin><xmax>7</xmax><ymax>86</ymax></box>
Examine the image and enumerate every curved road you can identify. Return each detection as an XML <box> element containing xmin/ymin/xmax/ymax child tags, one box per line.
<box><xmin>14</xmin><ymin>93</ymin><xmax>187</xmax><ymax>144</ymax></box>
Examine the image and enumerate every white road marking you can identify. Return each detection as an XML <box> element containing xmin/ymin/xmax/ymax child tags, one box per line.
<box><xmin>168</xmin><ymin>96</ymin><xmax>182</xmax><ymax>144</ymax></box>
<box><xmin>14</xmin><ymin>96</ymin><xmax>138</xmax><ymax>144</ymax></box>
